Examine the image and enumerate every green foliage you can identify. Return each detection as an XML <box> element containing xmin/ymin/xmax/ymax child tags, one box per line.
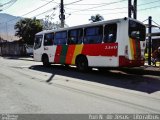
<box><xmin>89</xmin><ymin>14</ymin><xmax>104</xmax><ymax>22</ymax></box>
<box><xmin>14</xmin><ymin>18</ymin><xmax>43</xmax><ymax>45</ymax></box>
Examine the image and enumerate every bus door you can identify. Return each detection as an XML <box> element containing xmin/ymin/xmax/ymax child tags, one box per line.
<box><xmin>43</xmin><ymin>33</ymin><xmax>56</xmax><ymax>63</ymax></box>
<box><xmin>34</xmin><ymin>35</ymin><xmax>43</xmax><ymax>61</ymax></box>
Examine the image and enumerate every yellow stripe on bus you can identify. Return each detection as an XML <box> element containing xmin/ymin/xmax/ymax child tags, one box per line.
<box><xmin>71</xmin><ymin>44</ymin><xmax>84</xmax><ymax>65</ymax></box>
<box><xmin>129</xmin><ymin>38</ymin><xmax>134</xmax><ymax>60</ymax></box>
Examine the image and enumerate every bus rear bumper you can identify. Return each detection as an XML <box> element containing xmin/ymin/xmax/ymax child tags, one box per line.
<box><xmin>119</xmin><ymin>56</ymin><xmax>145</xmax><ymax>67</ymax></box>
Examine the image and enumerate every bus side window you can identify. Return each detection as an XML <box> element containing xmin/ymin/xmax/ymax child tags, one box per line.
<box><xmin>44</xmin><ymin>33</ymin><xmax>54</xmax><ymax>46</ymax></box>
<box><xmin>104</xmin><ymin>24</ymin><xmax>117</xmax><ymax>43</ymax></box>
<box><xmin>84</xmin><ymin>26</ymin><xmax>103</xmax><ymax>44</ymax></box>
<box><xmin>34</xmin><ymin>35</ymin><xmax>43</xmax><ymax>50</ymax></box>
<box><xmin>68</xmin><ymin>30</ymin><xmax>77</xmax><ymax>44</ymax></box>
<box><xmin>54</xmin><ymin>31</ymin><xmax>67</xmax><ymax>45</ymax></box>
<box><xmin>68</xmin><ymin>28</ymin><xmax>83</xmax><ymax>45</ymax></box>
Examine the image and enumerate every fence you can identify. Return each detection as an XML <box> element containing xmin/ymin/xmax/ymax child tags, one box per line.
<box><xmin>0</xmin><ymin>41</ymin><xmax>26</xmax><ymax>56</ymax></box>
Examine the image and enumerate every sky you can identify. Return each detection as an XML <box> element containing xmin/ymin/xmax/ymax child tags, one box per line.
<box><xmin>1</xmin><ymin>0</ymin><xmax>160</xmax><ymax>28</ymax></box>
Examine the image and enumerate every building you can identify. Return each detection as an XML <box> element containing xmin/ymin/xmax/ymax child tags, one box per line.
<box><xmin>0</xmin><ymin>34</ymin><xmax>26</xmax><ymax>56</ymax></box>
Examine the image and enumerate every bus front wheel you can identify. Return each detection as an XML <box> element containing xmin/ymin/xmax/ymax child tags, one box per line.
<box><xmin>42</xmin><ymin>55</ymin><xmax>50</xmax><ymax>67</ymax></box>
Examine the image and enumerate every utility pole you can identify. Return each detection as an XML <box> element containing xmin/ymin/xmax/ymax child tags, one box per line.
<box><xmin>5</xmin><ymin>23</ymin><xmax>8</xmax><ymax>41</ymax></box>
<box><xmin>128</xmin><ymin>0</ymin><xmax>137</xmax><ymax>19</ymax></box>
<box><xmin>148</xmin><ymin>16</ymin><xmax>152</xmax><ymax>65</ymax></box>
<box><xmin>60</xmin><ymin>0</ymin><xmax>65</xmax><ymax>28</ymax></box>
<box><xmin>128</xmin><ymin>0</ymin><xmax>132</xmax><ymax>18</ymax></box>
<box><xmin>133</xmin><ymin>0</ymin><xmax>137</xmax><ymax>19</ymax></box>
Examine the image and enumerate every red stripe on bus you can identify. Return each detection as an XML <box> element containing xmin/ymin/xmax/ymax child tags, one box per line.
<box><xmin>54</xmin><ymin>45</ymin><xmax>62</xmax><ymax>63</ymax></box>
<box><xmin>65</xmin><ymin>45</ymin><xmax>76</xmax><ymax>64</ymax></box>
<box><xmin>82</xmin><ymin>43</ymin><xmax>118</xmax><ymax>56</ymax></box>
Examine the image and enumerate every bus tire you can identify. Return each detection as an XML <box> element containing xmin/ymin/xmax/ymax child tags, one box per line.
<box><xmin>42</xmin><ymin>55</ymin><xmax>50</xmax><ymax>67</ymax></box>
<box><xmin>76</xmin><ymin>55</ymin><xmax>89</xmax><ymax>72</ymax></box>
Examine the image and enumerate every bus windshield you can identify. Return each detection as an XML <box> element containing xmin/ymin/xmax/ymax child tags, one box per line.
<box><xmin>129</xmin><ymin>20</ymin><xmax>146</xmax><ymax>41</ymax></box>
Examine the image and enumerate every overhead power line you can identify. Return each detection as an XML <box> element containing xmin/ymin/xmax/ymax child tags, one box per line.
<box><xmin>71</xmin><ymin>4</ymin><xmax>160</xmax><ymax>16</ymax></box>
<box><xmin>0</xmin><ymin>0</ymin><xmax>17</xmax><ymax>11</ymax></box>
<box><xmin>0</xmin><ymin>0</ymin><xmax>16</xmax><ymax>6</ymax></box>
<box><xmin>40</xmin><ymin>0</ymin><xmax>59</xmax><ymax>4</ymax></box>
<box><xmin>1</xmin><ymin>0</ymin><xmax>160</xmax><ymax>28</ymax></box>
<box><xmin>65</xmin><ymin>0</ymin><xmax>160</xmax><ymax>11</ymax></box>
<box><xmin>0</xmin><ymin>0</ymin><xmax>56</xmax><ymax>24</ymax></box>
<box><xmin>152</xmin><ymin>20</ymin><xmax>160</xmax><ymax>28</ymax></box>
<box><xmin>19</xmin><ymin>0</ymin><xmax>55</xmax><ymax>17</ymax></box>
<box><xmin>65</xmin><ymin>0</ymin><xmax>127</xmax><ymax>6</ymax></box>
<box><xmin>33</xmin><ymin>7</ymin><xmax>58</xmax><ymax>18</ymax></box>
<box><xmin>66</xmin><ymin>0</ymin><xmax>127</xmax><ymax>14</ymax></box>
<box><xmin>142</xmin><ymin>18</ymin><xmax>148</xmax><ymax>23</ymax></box>
<box><xmin>64</xmin><ymin>0</ymin><xmax>84</xmax><ymax>6</ymax></box>
<box><xmin>139</xmin><ymin>5</ymin><xmax>160</xmax><ymax>11</ymax></box>
<box><xmin>65</xmin><ymin>6</ymin><xmax>127</xmax><ymax>11</ymax></box>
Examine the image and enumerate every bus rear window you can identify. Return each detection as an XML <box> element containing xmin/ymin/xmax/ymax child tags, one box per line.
<box><xmin>129</xmin><ymin>20</ymin><xmax>146</xmax><ymax>41</ymax></box>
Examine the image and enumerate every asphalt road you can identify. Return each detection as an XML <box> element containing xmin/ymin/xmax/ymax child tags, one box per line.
<box><xmin>0</xmin><ymin>57</ymin><xmax>160</xmax><ymax>114</ymax></box>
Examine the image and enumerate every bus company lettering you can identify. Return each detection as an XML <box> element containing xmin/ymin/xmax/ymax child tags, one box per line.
<box><xmin>105</xmin><ymin>45</ymin><xmax>118</xmax><ymax>50</ymax></box>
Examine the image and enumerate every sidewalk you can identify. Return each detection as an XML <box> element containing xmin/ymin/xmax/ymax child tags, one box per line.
<box><xmin>1</xmin><ymin>56</ymin><xmax>34</xmax><ymax>61</ymax></box>
<box><xmin>144</xmin><ymin>61</ymin><xmax>160</xmax><ymax>71</ymax></box>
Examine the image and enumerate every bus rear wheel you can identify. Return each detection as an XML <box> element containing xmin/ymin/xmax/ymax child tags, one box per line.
<box><xmin>76</xmin><ymin>56</ymin><xmax>89</xmax><ymax>72</ymax></box>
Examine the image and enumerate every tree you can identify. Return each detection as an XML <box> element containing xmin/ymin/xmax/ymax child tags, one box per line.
<box><xmin>41</xmin><ymin>17</ymin><xmax>69</xmax><ymax>30</ymax></box>
<box><xmin>89</xmin><ymin>14</ymin><xmax>104</xmax><ymax>22</ymax></box>
<box><xmin>14</xmin><ymin>18</ymin><xmax>43</xmax><ymax>45</ymax></box>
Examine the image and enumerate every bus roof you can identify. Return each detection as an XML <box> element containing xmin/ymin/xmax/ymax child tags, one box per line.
<box><xmin>36</xmin><ymin>17</ymin><xmax>144</xmax><ymax>35</ymax></box>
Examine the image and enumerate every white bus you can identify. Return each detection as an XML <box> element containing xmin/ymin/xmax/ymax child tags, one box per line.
<box><xmin>33</xmin><ymin>17</ymin><xmax>146</xmax><ymax>71</ymax></box>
